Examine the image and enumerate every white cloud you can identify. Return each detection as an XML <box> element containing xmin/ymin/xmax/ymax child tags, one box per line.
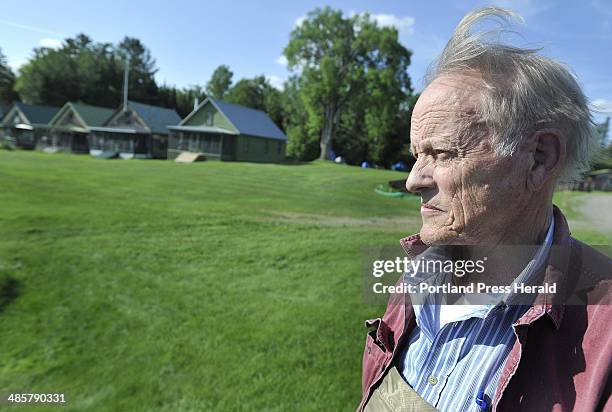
<box><xmin>369</xmin><ymin>13</ymin><xmax>416</xmax><ymax>35</ymax></box>
<box><xmin>266</xmin><ymin>75</ymin><xmax>285</xmax><ymax>90</ymax></box>
<box><xmin>39</xmin><ymin>37</ymin><xmax>62</xmax><ymax>49</ymax></box>
<box><xmin>592</xmin><ymin>98</ymin><xmax>612</xmax><ymax>114</ymax></box>
<box><xmin>349</xmin><ymin>11</ymin><xmax>415</xmax><ymax>36</ymax></box>
<box><xmin>276</xmin><ymin>55</ymin><xmax>288</xmax><ymax>67</ymax></box>
<box><xmin>294</xmin><ymin>11</ymin><xmax>415</xmax><ymax>36</ymax></box>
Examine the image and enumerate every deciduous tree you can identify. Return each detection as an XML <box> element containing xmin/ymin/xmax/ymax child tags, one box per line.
<box><xmin>225</xmin><ymin>75</ymin><xmax>282</xmax><ymax>126</ymax></box>
<box><xmin>15</xmin><ymin>34</ymin><xmax>159</xmax><ymax>108</ymax></box>
<box><xmin>206</xmin><ymin>65</ymin><xmax>233</xmax><ymax>100</ymax></box>
<box><xmin>283</xmin><ymin>7</ymin><xmax>413</xmax><ymax>161</ymax></box>
<box><xmin>0</xmin><ymin>48</ymin><xmax>17</xmax><ymax>104</ymax></box>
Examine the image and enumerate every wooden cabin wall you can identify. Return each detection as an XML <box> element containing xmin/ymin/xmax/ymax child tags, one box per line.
<box><xmin>235</xmin><ymin>135</ymin><xmax>285</xmax><ymax>162</ymax></box>
<box><xmin>167</xmin><ymin>130</ymin><xmax>223</xmax><ymax>160</ymax></box>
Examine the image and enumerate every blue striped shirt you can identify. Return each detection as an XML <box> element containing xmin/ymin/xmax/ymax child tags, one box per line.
<box><xmin>399</xmin><ymin>218</ymin><xmax>554</xmax><ymax>411</ymax></box>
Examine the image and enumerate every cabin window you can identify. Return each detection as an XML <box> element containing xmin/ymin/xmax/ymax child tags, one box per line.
<box><xmin>206</xmin><ymin>111</ymin><xmax>213</xmax><ymax>126</ymax></box>
<box><xmin>277</xmin><ymin>141</ymin><xmax>282</xmax><ymax>154</ymax></box>
<box><xmin>211</xmin><ymin>136</ymin><xmax>220</xmax><ymax>153</ymax></box>
<box><xmin>264</xmin><ymin>140</ymin><xmax>269</xmax><ymax>154</ymax></box>
<box><xmin>243</xmin><ymin>138</ymin><xmax>249</xmax><ymax>153</ymax></box>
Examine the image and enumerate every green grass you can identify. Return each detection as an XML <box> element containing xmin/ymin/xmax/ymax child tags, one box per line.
<box><xmin>552</xmin><ymin>191</ymin><xmax>585</xmax><ymax>220</ymax></box>
<box><xmin>0</xmin><ymin>151</ymin><xmax>418</xmax><ymax>412</ymax></box>
<box><xmin>0</xmin><ymin>151</ymin><xmax>608</xmax><ymax>411</ymax></box>
<box><xmin>553</xmin><ymin>190</ymin><xmax>612</xmax><ymax>243</ymax></box>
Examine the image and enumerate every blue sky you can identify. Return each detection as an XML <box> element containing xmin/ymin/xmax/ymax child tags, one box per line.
<box><xmin>0</xmin><ymin>0</ymin><xmax>611</xmax><ymax>122</ymax></box>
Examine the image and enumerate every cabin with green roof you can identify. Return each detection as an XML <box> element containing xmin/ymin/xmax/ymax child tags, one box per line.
<box><xmin>41</xmin><ymin>102</ymin><xmax>114</xmax><ymax>153</ymax></box>
<box><xmin>167</xmin><ymin>98</ymin><xmax>287</xmax><ymax>162</ymax></box>
<box><xmin>88</xmin><ymin>100</ymin><xmax>181</xmax><ymax>159</ymax></box>
<box><xmin>0</xmin><ymin>102</ymin><xmax>60</xmax><ymax>149</ymax></box>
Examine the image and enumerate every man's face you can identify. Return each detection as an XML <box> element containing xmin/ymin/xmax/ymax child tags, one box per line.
<box><xmin>406</xmin><ymin>73</ymin><xmax>531</xmax><ymax>245</ymax></box>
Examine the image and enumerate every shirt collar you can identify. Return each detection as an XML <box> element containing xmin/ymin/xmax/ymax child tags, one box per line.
<box><xmin>403</xmin><ymin>214</ymin><xmax>555</xmax><ymax>334</ymax></box>
<box><xmin>500</xmin><ymin>215</ymin><xmax>554</xmax><ymax>307</ymax></box>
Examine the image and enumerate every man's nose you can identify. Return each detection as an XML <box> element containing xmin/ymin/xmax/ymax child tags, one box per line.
<box><xmin>405</xmin><ymin>161</ymin><xmax>434</xmax><ymax>194</ymax></box>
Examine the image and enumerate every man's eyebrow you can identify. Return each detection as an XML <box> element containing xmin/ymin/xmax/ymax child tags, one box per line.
<box><xmin>431</xmin><ymin>137</ymin><xmax>458</xmax><ymax>148</ymax></box>
<box><xmin>412</xmin><ymin>139</ymin><xmax>440</xmax><ymax>153</ymax></box>
<box><xmin>427</xmin><ymin>132</ymin><xmax>462</xmax><ymax>149</ymax></box>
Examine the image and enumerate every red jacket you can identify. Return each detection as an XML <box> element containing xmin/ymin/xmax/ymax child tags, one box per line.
<box><xmin>358</xmin><ymin>207</ymin><xmax>612</xmax><ymax>411</ymax></box>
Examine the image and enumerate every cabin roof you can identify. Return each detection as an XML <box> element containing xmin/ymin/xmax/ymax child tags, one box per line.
<box><xmin>50</xmin><ymin>102</ymin><xmax>115</xmax><ymax>128</ymax></box>
<box><xmin>167</xmin><ymin>125</ymin><xmax>237</xmax><ymax>134</ymax></box>
<box><xmin>11</xmin><ymin>102</ymin><xmax>60</xmax><ymax>125</ymax></box>
<box><xmin>180</xmin><ymin>97</ymin><xmax>287</xmax><ymax>141</ymax></box>
<box><xmin>212</xmin><ymin>98</ymin><xmax>287</xmax><ymax>141</ymax></box>
<box><xmin>70</xmin><ymin>102</ymin><xmax>115</xmax><ymax>127</ymax></box>
<box><xmin>128</xmin><ymin>100</ymin><xmax>181</xmax><ymax>134</ymax></box>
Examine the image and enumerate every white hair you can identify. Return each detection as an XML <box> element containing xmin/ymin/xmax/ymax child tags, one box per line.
<box><xmin>426</xmin><ymin>7</ymin><xmax>596</xmax><ymax>182</ymax></box>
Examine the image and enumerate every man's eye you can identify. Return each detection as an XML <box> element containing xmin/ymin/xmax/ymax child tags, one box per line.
<box><xmin>433</xmin><ymin>150</ymin><xmax>449</xmax><ymax>159</ymax></box>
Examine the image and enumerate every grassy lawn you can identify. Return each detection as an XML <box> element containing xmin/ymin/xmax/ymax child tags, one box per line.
<box><xmin>0</xmin><ymin>151</ymin><xmax>419</xmax><ymax>412</ymax></box>
<box><xmin>0</xmin><ymin>151</ymin><xmax>607</xmax><ymax>411</ymax></box>
<box><xmin>553</xmin><ymin>190</ymin><xmax>612</xmax><ymax>244</ymax></box>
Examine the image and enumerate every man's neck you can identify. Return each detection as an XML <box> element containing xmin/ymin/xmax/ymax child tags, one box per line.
<box><xmin>452</xmin><ymin>200</ymin><xmax>553</xmax><ymax>288</ymax></box>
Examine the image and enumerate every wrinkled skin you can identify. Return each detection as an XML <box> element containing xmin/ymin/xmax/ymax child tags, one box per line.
<box><xmin>406</xmin><ymin>71</ymin><xmax>561</xmax><ymax>248</ymax></box>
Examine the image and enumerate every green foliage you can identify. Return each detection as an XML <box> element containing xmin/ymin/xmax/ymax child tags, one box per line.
<box><xmin>114</xmin><ymin>37</ymin><xmax>159</xmax><ymax>105</ymax></box>
<box><xmin>591</xmin><ymin>118</ymin><xmax>612</xmax><ymax>171</ymax></box>
<box><xmin>592</xmin><ymin>154</ymin><xmax>612</xmax><ymax>170</ymax></box>
<box><xmin>226</xmin><ymin>78</ymin><xmax>265</xmax><ymax>109</ymax></box>
<box><xmin>282</xmin><ymin>76</ymin><xmax>319</xmax><ymax>160</ymax></box>
<box><xmin>6</xmin><ymin>8</ymin><xmax>418</xmax><ymax>167</ymax></box>
<box><xmin>0</xmin><ymin>47</ymin><xmax>17</xmax><ymax>104</ymax></box>
<box><xmin>334</xmin><ymin>93</ymin><xmax>368</xmax><ymax>164</ymax></box>
<box><xmin>158</xmin><ymin>84</ymin><xmax>206</xmax><ymax>118</ymax></box>
<box><xmin>205</xmin><ymin>65</ymin><xmax>233</xmax><ymax>100</ymax></box>
<box><xmin>225</xmin><ymin>75</ymin><xmax>283</xmax><ymax>127</ymax></box>
<box><xmin>594</xmin><ymin>117</ymin><xmax>609</xmax><ymax>147</ymax></box>
<box><xmin>14</xmin><ymin>34</ymin><xmax>158</xmax><ymax>108</ymax></box>
<box><xmin>283</xmin><ymin>7</ymin><xmax>414</xmax><ymax>162</ymax></box>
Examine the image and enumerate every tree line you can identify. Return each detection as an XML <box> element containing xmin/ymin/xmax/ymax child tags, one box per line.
<box><xmin>0</xmin><ymin>7</ymin><xmax>419</xmax><ymax>167</ymax></box>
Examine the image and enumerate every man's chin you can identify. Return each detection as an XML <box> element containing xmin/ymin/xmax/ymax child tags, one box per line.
<box><xmin>418</xmin><ymin>224</ymin><xmax>460</xmax><ymax>246</ymax></box>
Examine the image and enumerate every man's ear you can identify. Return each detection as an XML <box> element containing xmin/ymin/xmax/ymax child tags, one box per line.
<box><xmin>526</xmin><ymin>128</ymin><xmax>565</xmax><ymax>191</ymax></box>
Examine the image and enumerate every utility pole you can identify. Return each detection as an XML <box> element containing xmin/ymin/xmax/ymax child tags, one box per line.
<box><xmin>122</xmin><ymin>56</ymin><xmax>131</xmax><ymax>111</ymax></box>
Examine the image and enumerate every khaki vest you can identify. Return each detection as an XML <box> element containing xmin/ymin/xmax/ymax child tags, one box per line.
<box><xmin>364</xmin><ymin>367</ymin><xmax>437</xmax><ymax>412</ymax></box>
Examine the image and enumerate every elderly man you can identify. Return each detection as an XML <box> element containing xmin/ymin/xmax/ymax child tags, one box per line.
<box><xmin>358</xmin><ymin>7</ymin><xmax>611</xmax><ymax>412</ymax></box>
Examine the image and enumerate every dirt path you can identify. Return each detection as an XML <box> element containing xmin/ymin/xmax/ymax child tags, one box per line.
<box><xmin>574</xmin><ymin>193</ymin><xmax>612</xmax><ymax>235</ymax></box>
